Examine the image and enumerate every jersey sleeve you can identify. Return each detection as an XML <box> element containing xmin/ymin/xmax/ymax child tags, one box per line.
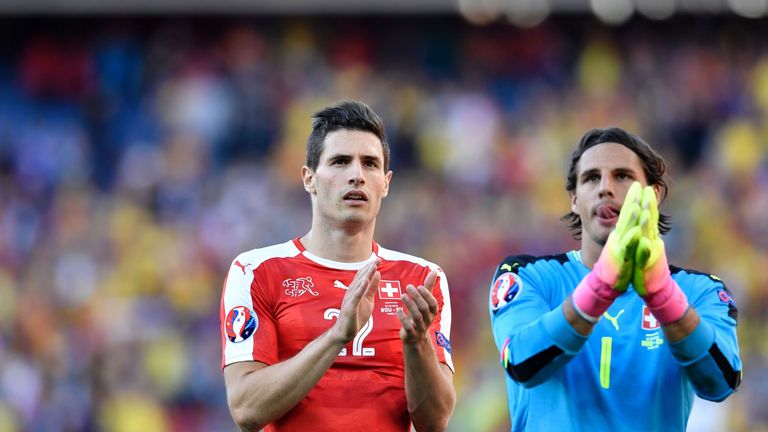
<box><xmin>489</xmin><ymin>255</ymin><xmax>588</xmax><ymax>387</ymax></box>
<box><xmin>220</xmin><ymin>255</ymin><xmax>279</xmax><ymax>369</ymax></box>
<box><xmin>666</xmin><ymin>272</ymin><xmax>742</xmax><ymax>401</ymax></box>
<box><xmin>428</xmin><ymin>267</ymin><xmax>454</xmax><ymax>372</ymax></box>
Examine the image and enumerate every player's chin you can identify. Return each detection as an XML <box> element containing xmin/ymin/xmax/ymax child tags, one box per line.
<box><xmin>339</xmin><ymin>210</ymin><xmax>373</xmax><ymax>225</ymax></box>
<box><xmin>589</xmin><ymin>223</ymin><xmax>612</xmax><ymax>244</ymax></box>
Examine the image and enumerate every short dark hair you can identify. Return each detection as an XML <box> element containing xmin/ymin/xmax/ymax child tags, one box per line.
<box><xmin>306</xmin><ymin>101</ymin><xmax>390</xmax><ymax>172</ymax></box>
<box><xmin>562</xmin><ymin>127</ymin><xmax>672</xmax><ymax>240</ymax></box>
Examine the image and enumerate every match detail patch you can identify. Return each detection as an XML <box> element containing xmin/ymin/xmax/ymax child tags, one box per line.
<box><xmin>491</xmin><ymin>272</ymin><xmax>523</xmax><ymax>311</ymax></box>
<box><xmin>435</xmin><ymin>331</ymin><xmax>452</xmax><ymax>354</ymax></box>
<box><xmin>717</xmin><ymin>289</ymin><xmax>733</xmax><ymax>304</ymax></box>
<box><xmin>225</xmin><ymin>306</ymin><xmax>258</xmax><ymax>343</ymax></box>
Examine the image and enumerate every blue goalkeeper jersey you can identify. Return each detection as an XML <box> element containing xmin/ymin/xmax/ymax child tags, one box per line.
<box><xmin>489</xmin><ymin>250</ymin><xmax>741</xmax><ymax>432</ymax></box>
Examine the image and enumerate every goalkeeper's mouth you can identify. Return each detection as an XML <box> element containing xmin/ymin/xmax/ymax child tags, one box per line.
<box><xmin>594</xmin><ymin>204</ymin><xmax>620</xmax><ymax>226</ymax></box>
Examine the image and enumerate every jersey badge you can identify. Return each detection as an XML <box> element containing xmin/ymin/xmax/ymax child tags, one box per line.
<box><xmin>333</xmin><ymin>280</ymin><xmax>349</xmax><ymax>290</ymax></box>
<box><xmin>435</xmin><ymin>331</ymin><xmax>452</xmax><ymax>354</ymax></box>
<box><xmin>378</xmin><ymin>280</ymin><xmax>402</xmax><ymax>300</ymax></box>
<box><xmin>283</xmin><ymin>277</ymin><xmax>319</xmax><ymax>297</ymax></box>
<box><xmin>225</xmin><ymin>306</ymin><xmax>258</xmax><ymax>343</ymax></box>
<box><xmin>641</xmin><ymin>332</ymin><xmax>665</xmax><ymax>350</ymax></box>
<box><xmin>717</xmin><ymin>289</ymin><xmax>733</xmax><ymax>304</ymax></box>
<box><xmin>491</xmin><ymin>272</ymin><xmax>522</xmax><ymax>311</ymax></box>
<box><xmin>641</xmin><ymin>306</ymin><xmax>660</xmax><ymax>330</ymax></box>
<box><xmin>378</xmin><ymin>280</ymin><xmax>402</xmax><ymax>315</ymax></box>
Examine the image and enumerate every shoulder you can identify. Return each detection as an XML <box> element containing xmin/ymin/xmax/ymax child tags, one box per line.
<box><xmin>670</xmin><ymin>264</ymin><xmax>737</xmax><ymax>320</ymax></box>
<box><xmin>223</xmin><ymin>241</ymin><xmax>301</xmax><ymax>298</ymax></box>
<box><xmin>489</xmin><ymin>253</ymin><xmax>566</xmax><ymax>314</ymax></box>
<box><xmin>225</xmin><ymin>240</ymin><xmax>302</xmax><ymax>285</ymax></box>
<box><xmin>489</xmin><ymin>253</ymin><xmax>573</xmax><ymax>310</ymax></box>
<box><xmin>494</xmin><ymin>253</ymin><xmax>570</xmax><ymax>276</ymax></box>
<box><xmin>669</xmin><ymin>265</ymin><xmax>729</xmax><ymax>291</ymax></box>
<box><xmin>232</xmin><ymin>240</ymin><xmax>303</xmax><ymax>270</ymax></box>
<box><xmin>377</xmin><ymin>245</ymin><xmax>443</xmax><ymax>273</ymax></box>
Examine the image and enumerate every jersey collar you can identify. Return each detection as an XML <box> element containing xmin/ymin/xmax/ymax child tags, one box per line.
<box><xmin>568</xmin><ymin>250</ymin><xmax>584</xmax><ymax>267</ymax></box>
<box><xmin>292</xmin><ymin>237</ymin><xmax>379</xmax><ymax>270</ymax></box>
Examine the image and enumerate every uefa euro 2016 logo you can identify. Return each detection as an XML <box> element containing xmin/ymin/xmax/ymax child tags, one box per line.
<box><xmin>226</xmin><ymin>306</ymin><xmax>258</xmax><ymax>343</ymax></box>
<box><xmin>491</xmin><ymin>272</ymin><xmax>523</xmax><ymax>311</ymax></box>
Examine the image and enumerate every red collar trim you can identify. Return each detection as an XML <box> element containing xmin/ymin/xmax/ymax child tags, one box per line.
<box><xmin>293</xmin><ymin>237</ymin><xmax>379</xmax><ymax>256</ymax></box>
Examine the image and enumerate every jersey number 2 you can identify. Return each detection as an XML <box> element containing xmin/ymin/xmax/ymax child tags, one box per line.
<box><xmin>323</xmin><ymin>308</ymin><xmax>376</xmax><ymax>357</ymax></box>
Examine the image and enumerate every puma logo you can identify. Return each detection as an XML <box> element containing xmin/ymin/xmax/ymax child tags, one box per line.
<box><xmin>333</xmin><ymin>280</ymin><xmax>349</xmax><ymax>290</ymax></box>
<box><xmin>234</xmin><ymin>260</ymin><xmax>252</xmax><ymax>275</ymax></box>
<box><xmin>500</xmin><ymin>262</ymin><xmax>519</xmax><ymax>273</ymax></box>
<box><xmin>603</xmin><ymin>309</ymin><xmax>625</xmax><ymax>331</ymax></box>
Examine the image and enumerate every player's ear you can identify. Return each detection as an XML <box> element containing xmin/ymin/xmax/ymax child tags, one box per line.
<box><xmin>653</xmin><ymin>184</ymin><xmax>662</xmax><ymax>203</ymax></box>
<box><xmin>381</xmin><ymin>170</ymin><xmax>393</xmax><ymax>198</ymax></box>
<box><xmin>302</xmin><ymin>166</ymin><xmax>316</xmax><ymax>194</ymax></box>
<box><xmin>570</xmin><ymin>192</ymin><xmax>578</xmax><ymax>214</ymax></box>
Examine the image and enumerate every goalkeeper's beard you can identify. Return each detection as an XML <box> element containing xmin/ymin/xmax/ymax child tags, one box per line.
<box><xmin>589</xmin><ymin>223</ymin><xmax>613</xmax><ymax>248</ymax></box>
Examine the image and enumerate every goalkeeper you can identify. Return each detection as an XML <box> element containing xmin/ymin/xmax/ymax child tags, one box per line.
<box><xmin>489</xmin><ymin>127</ymin><xmax>741</xmax><ymax>431</ymax></box>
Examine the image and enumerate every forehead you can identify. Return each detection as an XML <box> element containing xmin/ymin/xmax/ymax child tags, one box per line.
<box><xmin>320</xmin><ymin>129</ymin><xmax>384</xmax><ymax>160</ymax></box>
<box><xmin>577</xmin><ymin>142</ymin><xmax>645</xmax><ymax>175</ymax></box>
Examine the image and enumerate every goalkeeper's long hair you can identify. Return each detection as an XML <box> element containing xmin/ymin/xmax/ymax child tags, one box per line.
<box><xmin>562</xmin><ymin>127</ymin><xmax>672</xmax><ymax>240</ymax></box>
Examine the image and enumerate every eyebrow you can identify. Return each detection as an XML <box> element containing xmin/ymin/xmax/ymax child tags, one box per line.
<box><xmin>579</xmin><ymin>167</ymin><xmax>639</xmax><ymax>179</ymax></box>
<box><xmin>578</xmin><ymin>168</ymin><xmax>599</xmax><ymax>180</ymax></box>
<box><xmin>614</xmin><ymin>167</ymin><xmax>639</xmax><ymax>177</ymax></box>
<box><xmin>361</xmin><ymin>155</ymin><xmax>382</xmax><ymax>164</ymax></box>
<box><xmin>326</xmin><ymin>153</ymin><xmax>382</xmax><ymax>163</ymax></box>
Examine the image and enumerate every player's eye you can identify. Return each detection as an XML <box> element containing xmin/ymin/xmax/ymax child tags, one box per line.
<box><xmin>585</xmin><ymin>174</ymin><xmax>599</xmax><ymax>182</ymax></box>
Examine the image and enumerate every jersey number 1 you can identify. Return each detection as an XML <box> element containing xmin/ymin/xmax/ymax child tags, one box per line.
<box><xmin>600</xmin><ymin>336</ymin><xmax>612</xmax><ymax>389</ymax></box>
<box><xmin>323</xmin><ymin>308</ymin><xmax>376</xmax><ymax>357</ymax></box>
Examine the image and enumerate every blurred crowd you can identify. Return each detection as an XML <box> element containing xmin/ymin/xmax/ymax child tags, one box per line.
<box><xmin>0</xmin><ymin>15</ymin><xmax>766</xmax><ymax>431</ymax></box>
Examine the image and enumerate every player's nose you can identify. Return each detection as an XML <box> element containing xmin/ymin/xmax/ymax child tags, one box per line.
<box><xmin>598</xmin><ymin>176</ymin><xmax>615</xmax><ymax>199</ymax></box>
<box><xmin>347</xmin><ymin>159</ymin><xmax>365</xmax><ymax>184</ymax></box>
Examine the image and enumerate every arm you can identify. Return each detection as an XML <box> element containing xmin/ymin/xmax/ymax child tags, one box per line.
<box><xmin>225</xmin><ymin>332</ymin><xmax>349</xmax><ymax>431</ymax></box>
<box><xmin>632</xmin><ymin>186</ymin><xmax>741</xmax><ymax>401</ymax></box>
<box><xmin>562</xmin><ymin>295</ymin><xmax>598</xmax><ymax>336</ymax></box>
<box><xmin>492</xmin><ymin>272</ymin><xmax>592</xmax><ymax>388</ymax></box>
<box><xmin>660</xmin><ymin>305</ymin><xmax>699</xmax><ymax>342</ymax></box>
<box><xmin>398</xmin><ymin>271</ymin><xmax>455</xmax><ymax>432</ymax></box>
<box><xmin>662</xmin><ymin>278</ymin><xmax>741</xmax><ymax>401</ymax></box>
<box><xmin>224</xmin><ymin>260</ymin><xmax>381</xmax><ymax>431</ymax></box>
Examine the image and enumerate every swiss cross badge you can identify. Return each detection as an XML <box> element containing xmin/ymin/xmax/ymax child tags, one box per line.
<box><xmin>378</xmin><ymin>280</ymin><xmax>402</xmax><ymax>300</ymax></box>
<box><xmin>641</xmin><ymin>306</ymin><xmax>661</xmax><ymax>330</ymax></box>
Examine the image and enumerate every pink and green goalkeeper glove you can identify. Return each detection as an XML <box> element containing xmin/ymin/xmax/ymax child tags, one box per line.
<box><xmin>572</xmin><ymin>182</ymin><xmax>642</xmax><ymax>322</ymax></box>
<box><xmin>633</xmin><ymin>186</ymin><xmax>689</xmax><ymax>324</ymax></box>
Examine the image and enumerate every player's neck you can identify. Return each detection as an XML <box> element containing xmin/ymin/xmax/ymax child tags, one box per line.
<box><xmin>580</xmin><ymin>240</ymin><xmax>602</xmax><ymax>269</ymax></box>
<box><xmin>301</xmin><ymin>223</ymin><xmax>376</xmax><ymax>263</ymax></box>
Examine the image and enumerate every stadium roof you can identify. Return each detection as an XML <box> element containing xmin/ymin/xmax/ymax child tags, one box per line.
<box><xmin>0</xmin><ymin>0</ymin><xmax>765</xmax><ymax>17</ymax></box>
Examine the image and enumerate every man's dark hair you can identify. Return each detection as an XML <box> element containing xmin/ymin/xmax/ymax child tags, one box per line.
<box><xmin>306</xmin><ymin>101</ymin><xmax>390</xmax><ymax>172</ymax></box>
<box><xmin>562</xmin><ymin>127</ymin><xmax>672</xmax><ymax>240</ymax></box>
